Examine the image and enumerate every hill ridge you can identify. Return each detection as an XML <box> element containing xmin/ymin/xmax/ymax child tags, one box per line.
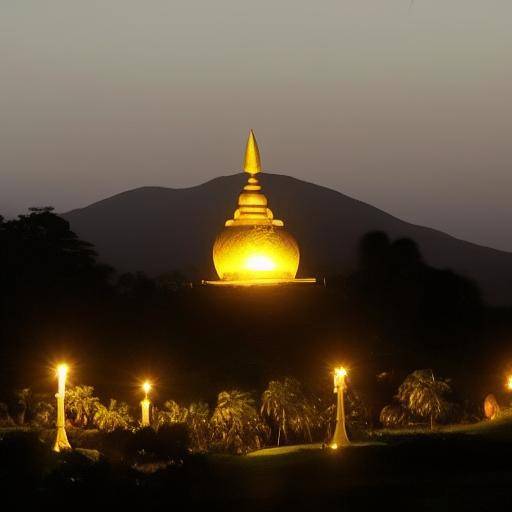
<box><xmin>63</xmin><ymin>172</ymin><xmax>512</xmax><ymax>305</ymax></box>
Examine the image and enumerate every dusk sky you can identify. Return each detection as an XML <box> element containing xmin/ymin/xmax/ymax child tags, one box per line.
<box><xmin>1</xmin><ymin>1</ymin><xmax>511</xmax><ymax>251</ymax></box>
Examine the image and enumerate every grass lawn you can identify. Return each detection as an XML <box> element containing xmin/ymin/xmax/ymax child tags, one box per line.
<box><xmin>373</xmin><ymin>414</ymin><xmax>512</xmax><ymax>442</ymax></box>
<box><xmin>2</xmin><ymin>420</ymin><xmax>512</xmax><ymax>509</ymax></box>
<box><xmin>202</xmin><ymin>419</ymin><xmax>512</xmax><ymax>510</ymax></box>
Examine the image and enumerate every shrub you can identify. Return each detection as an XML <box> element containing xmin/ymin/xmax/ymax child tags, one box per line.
<box><xmin>93</xmin><ymin>399</ymin><xmax>133</xmax><ymax>432</ymax></box>
<box><xmin>153</xmin><ymin>400</ymin><xmax>188</xmax><ymax>430</ymax></box>
<box><xmin>65</xmin><ymin>385</ymin><xmax>100</xmax><ymax>427</ymax></box>
<box><xmin>0</xmin><ymin>431</ymin><xmax>55</xmax><ymax>488</ymax></box>
<box><xmin>125</xmin><ymin>425</ymin><xmax>189</xmax><ymax>464</ymax></box>
<box><xmin>31</xmin><ymin>400</ymin><xmax>55</xmax><ymax>428</ymax></box>
<box><xmin>379</xmin><ymin>404</ymin><xmax>409</xmax><ymax>428</ymax></box>
<box><xmin>0</xmin><ymin>402</ymin><xmax>15</xmax><ymax>427</ymax></box>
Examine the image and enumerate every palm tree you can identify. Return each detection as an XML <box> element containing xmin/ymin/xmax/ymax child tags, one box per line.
<box><xmin>65</xmin><ymin>385</ymin><xmax>100</xmax><ymax>427</ymax></box>
<box><xmin>15</xmin><ymin>388</ymin><xmax>32</xmax><ymax>425</ymax></box>
<box><xmin>211</xmin><ymin>390</ymin><xmax>268</xmax><ymax>454</ymax></box>
<box><xmin>32</xmin><ymin>399</ymin><xmax>55</xmax><ymax>427</ymax></box>
<box><xmin>186</xmin><ymin>401</ymin><xmax>210</xmax><ymax>452</ymax></box>
<box><xmin>153</xmin><ymin>400</ymin><xmax>188</xmax><ymax>430</ymax></box>
<box><xmin>0</xmin><ymin>402</ymin><xmax>15</xmax><ymax>427</ymax></box>
<box><xmin>320</xmin><ymin>403</ymin><xmax>336</xmax><ymax>441</ymax></box>
<box><xmin>379</xmin><ymin>404</ymin><xmax>408</xmax><ymax>428</ymax></box>
<box><xmin>397</xmin><ymin>369</ymin><xmax>452</xmax><ymax>429</ymax></box>
<box><xmin>15</xmin><ymin>388</ymin><xmax>55</xmax><ymax>426</ymax></box>
<box><xmin>261</xmin><ymin>378</ymin><xmax>318</xmax><ymax>445</ymax></box>
<box><xmin>289</xmin><ymin>399</ymin><xmax>318</xmax><ymax>443</ymax></box>
<box><xmin>93</xmin><ymin>399</ymin><xmax>133</xmax><ymax>432</ymax></box>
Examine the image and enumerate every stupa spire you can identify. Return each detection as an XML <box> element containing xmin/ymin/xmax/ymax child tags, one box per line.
<box><xmin>223</xmin><ymin>130</ymin><xmax>282</xmax><ymax>227</ymax></box>
<box><xmin>243</xmin><ymin>129</ymin><xmax>261</xmax><ymax>175</ymax></box>
<box><xmin>207</xmin><ymin>129</ymin><xmax>315</xmax><ymax>285</ymax></box>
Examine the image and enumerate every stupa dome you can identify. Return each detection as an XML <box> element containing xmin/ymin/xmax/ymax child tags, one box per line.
<box><xmin>212</xmin><ymin>131</ymin><xmax>300</xmax><ymax>282</ymax></box>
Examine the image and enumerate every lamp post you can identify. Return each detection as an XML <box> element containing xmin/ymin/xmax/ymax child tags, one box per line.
<box><xmin>330</xmin><ymin>367</ymin><xmax>350</xmax><ymax>449</ymax></box>
<box><xmin>141</xmin><ymin>381</ymin><xmax>152</xmax><ymax>427</ymax></box>
<box><xmin>53</xmin><ymin>363</ymin><xmax>72</xmax><ymax>452</ymax></box>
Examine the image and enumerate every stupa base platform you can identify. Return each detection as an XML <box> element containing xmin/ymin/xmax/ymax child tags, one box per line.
<box><xmin>202</xmin><ymin>277</ymin><xmax>317</xmax><ymax>287</ymax></box>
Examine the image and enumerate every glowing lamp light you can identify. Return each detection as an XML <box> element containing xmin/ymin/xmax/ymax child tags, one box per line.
<box><xmin>142</xmin><ymin>381</ymin><xmax>152</xmax><ymax>397</ymax></box>
<box><xmin>213</xmin><ymin>227</ymin><xmax>299</xmax><ymax>281</ymax></box>
<box><xmin>245</xmin><ymin>254</ymin><xmax>276</xmax><ymax>272</ymax></box>
<box><xmin>506</xmin><ymin>375</ymin><xmax>512</xmax><ymax>391</ymax></box>
<box><xmin>335</xmin><ymin>367</ymin><xmax>347</xmax><ymax>379</ymax></box>
<box><xmin>53</xmin><ymin>362</ymin><xmax>71</xmax><ymax>452</ymax></box>
<box><xmin>57</xmin><ymin>363</ymin><xmax>69</xmax><ymax>379</ymax></box>
<box><xmin>329</xmin><ymin>365</ymin><xmax>350</xmax><ymax>450</ymax></box>
<box><xmin>140</xmin><ymin>380</ymin><xmax>152</xmax><ymax>427</ymax></box>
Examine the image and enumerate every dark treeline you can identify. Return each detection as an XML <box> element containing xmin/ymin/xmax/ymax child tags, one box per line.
<box><xmin>1</xmin><ymin>209</ymin><xmax>511</xmax><ymax>422</ymax></box>
<box><xmin>342</xmin><ymin>231</ymin><xmax>485</xmax><ymax>368</ymax></box>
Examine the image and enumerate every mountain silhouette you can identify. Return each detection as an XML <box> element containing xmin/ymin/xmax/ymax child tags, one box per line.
<box><xmin>63</xmin><ymin>173</ymin><xmax>512</xmax><ymax>305</ymax></box>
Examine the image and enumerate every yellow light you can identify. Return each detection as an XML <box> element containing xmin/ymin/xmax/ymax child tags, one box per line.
<box><xmin>211</xmin><ymin>130</ymin><xmax>301</xmax><ymax>283</ymax></box>
<box><xmin>142</xmin><ymin>381</ymin><xmax>152</xmax><ymax>395</ymax></box>
<box><xmin>506</xmin><ymin>375</ymin><xmax>512</xmax><ymax>391</ymax></box>
<box><xmin>330</xmin><ymin>443</ymin><xmax>338</xmax><ymax>450</ymax></box>
<box><xmin>245</xmin><ymin>254</ymin><xmax>276</xmax><ymax>272</ymax></box>
<box><xmin>56</xmin><ymin>363</ymin><xmax>69</xmax><ymax>379</ymax></box>
<box><xmin>213</xmin><ymin>225</ymin><xmax>299</xmax><ymax>281</ymax></box>
<box><xmin>335</xmin><ymin>367</ymin><xmax>347</xmax><ymax>378</ymax></box>
<box><xmin>54</xmin><ymin>362</ymin><xmax>71</xmax><ymax>451</ymax></box>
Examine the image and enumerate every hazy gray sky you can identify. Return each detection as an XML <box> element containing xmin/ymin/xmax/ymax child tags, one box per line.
<box><xmin>1</xmin><ymin>1</ymin><xmax>511</xmax><ymax>251</ymax></box>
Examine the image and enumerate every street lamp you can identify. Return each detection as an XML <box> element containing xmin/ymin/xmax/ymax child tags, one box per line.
<box><xmin>330</xmin><ymin>366</ymin><xmax>350</xmax><ymax>449</ymax></box>
<box><xmin>141</xmin><ymin>381</ymin><xmax>152</xmax><ymax>427</ymax></box>
<box><xmin>53</xmin><ymin>363</ymin><xmax>72</xmax><ymax>452</ymax></box>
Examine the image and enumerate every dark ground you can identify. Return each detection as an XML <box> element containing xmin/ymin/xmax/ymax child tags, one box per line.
<box><xmin>3</xmin><ymin>422</ymin><xmax>512</xmax><ymax>510</ymax></box>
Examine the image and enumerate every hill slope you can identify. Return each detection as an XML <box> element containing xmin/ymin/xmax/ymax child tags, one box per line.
<box><xmin>63</xmin><ymin>173</ymin><xmax>512</xmax><ymax>304</ymax></box>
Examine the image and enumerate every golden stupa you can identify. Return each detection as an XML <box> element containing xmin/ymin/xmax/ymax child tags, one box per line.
<box><xmin>208</xmin><ymin>130</ymin><xmax>314</xmax><ymax>285</ymax></box>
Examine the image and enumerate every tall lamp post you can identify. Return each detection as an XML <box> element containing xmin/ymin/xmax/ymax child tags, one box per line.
<box><xmin>141</xmin><ymin>381</ymin><xmax>152</xmax><ymax>427</ymax></box>
<box><xmin>330</xmin><ymin>366</ymin><xmax>350</xmax><ymax>449</ymax></box>
<box><xmin>53</xmin><ymin>363</ymin><xmax>72</xmax><ymax>452</ymax></box>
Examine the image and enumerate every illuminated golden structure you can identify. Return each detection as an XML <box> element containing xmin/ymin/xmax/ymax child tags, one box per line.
<box><xmin>53</xmin><ymin>363</ymin><xmax>72</xmax><ymax>452</ymax></box>
<box><xmin>506</xmin><ymin>375</ymin><xmax>512</xmax><ymax>391</ymax></box>
<box><xmin>484</xmin><ymin>394</ymin><xmax>500</xmax><ymax>420</ymax></box>
<box><xmin>140</xmin><ymin>381</ymin><xmax>152</xmax><ymax>427</ymax></box>
<box><xmin>209</xmin><ymin>130</ymin><xmax>314</xmax><ymax>285</ymax></box>
<box><xmin>330</xmin><ymin>367</ymin><xmax>350</xmax><ymax>449</ymax></box>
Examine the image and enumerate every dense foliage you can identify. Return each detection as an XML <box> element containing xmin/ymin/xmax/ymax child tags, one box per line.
<box><xmin>0</xmin><ymin>374</ymin><xmax>376</xmax><ymax>455</ymax></box>
<box><xmin>261</xmin><ymin>378</ymin><xmax>318</xmax><ymax>445</ymax></box>
<box><xmin>210</xmin><ymin>390</ymin><xmax>268</xmax><ymax>454</ymax></box>
<box><xmin>380</xmin><ymin>369</ymin><xmax>454</xmax><ymax>429</ymax></box>
<box><xmin>0</xmin><ymin>209</ymin><xmax>506</xmax><ymax>442</ymax></box>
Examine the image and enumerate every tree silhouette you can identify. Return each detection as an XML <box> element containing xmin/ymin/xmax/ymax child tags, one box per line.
<box><xmin>65</xmin><ymin>385</ymin><xmax>100</xmax><ymax>427</ymax></box>
<box><xmin>347</xmin><ymin>230</ymin><xmax>483</xmax><ymax>364</ymax></box>
<box><xmin>261</xmin><ymin>378</ymin><xmax>317</xmax><ymax>445</ymax></box>
<box><xmin>397</xmin><ymin>369</ymin><xmax>452</xmax><ymax>429</ymax></box>
<box><xmin>93</xmin><ymin>399</ymin><xmax>133</xmax><ymax>432</ymax></box>
<box><xmin>186</xmin><ymin>401</ymin><xmax>210</xmax><ymax>452</ymax></box>
<box><xmin>153</xmin><ymin>400</ymin><xmax>188</xmax><ymax>430</ymax></box>
<box><xmin>380</xmin><ymin>369</ymin><xmax>454</xmax><ymax>429</ymax></box>
<box><xmin>0</xmin><ymin>209</ymin><xmax>113</xmax><ymax>306</ymax></box>
<box><xmin>210</xmin><ymin>390</ymin><xmax>268</xmax><ymax>454</ymax></box>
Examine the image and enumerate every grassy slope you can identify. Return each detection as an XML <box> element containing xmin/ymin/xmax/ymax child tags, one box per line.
<box><xmin>210</xmin><ymin>418</ymin><xmax>512</xmax><ymax>509</ymax></box>
<box><xmin>373</xmin><ymin>415</ymin><xmax>512</xmax><ymax>442</ymax></box>
<box><xmin>3</xmin><ymin>420</ymin><xmax>512</xmax><ymax>509</ymax></box>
